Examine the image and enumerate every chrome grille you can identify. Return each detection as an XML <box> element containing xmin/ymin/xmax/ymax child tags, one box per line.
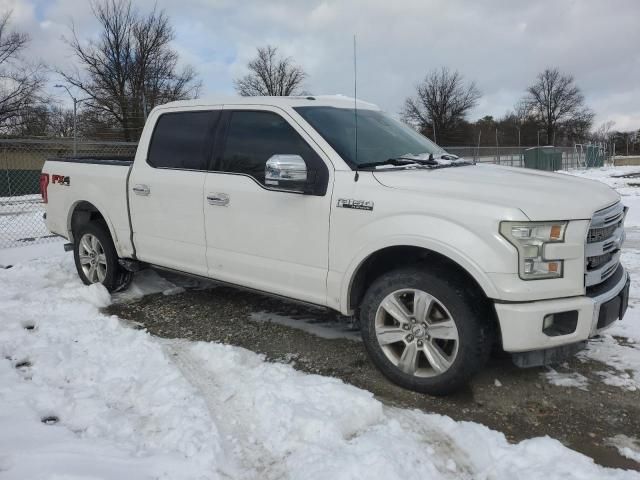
<box><xmin>587</xmin><ymin>224</ymin><xmax>617</xmax><ymax>244</ymax></box>
<box><xmin>587</xmin><ymin>252</ymin><xmax>613</xmax><ymax>269</ymax></box>
<box><xmin>585</xmin><ymin>202</ymin><xmax>626</xmax><ymax>288</ymax></box>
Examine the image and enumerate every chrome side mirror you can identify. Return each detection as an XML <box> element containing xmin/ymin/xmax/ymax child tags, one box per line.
<box><xmin>265</xmin><ymin>154</ymin><xmax>307</xmax><ymax>192</ymax></box>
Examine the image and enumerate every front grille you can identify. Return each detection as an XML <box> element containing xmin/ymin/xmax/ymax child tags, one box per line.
<box><xmin>585</xmin><ymin>202</ymin><xmax>626</xmax><ymax>288</ymax></box>
<box><xmin>587</xmin><ymin>252</ymin><xmax>613</xmax><ymax>269</ymax></box>
<box><xmin>587</xmin><ymin>224</ymin><xmax>617</xmax><ymax>243</ymax></box>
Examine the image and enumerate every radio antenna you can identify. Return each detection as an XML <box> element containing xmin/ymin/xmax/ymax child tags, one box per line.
<box><xmin>353</xmin><ymin>34</ymin><xmax>360</xmax><ymax>181</ymax></box>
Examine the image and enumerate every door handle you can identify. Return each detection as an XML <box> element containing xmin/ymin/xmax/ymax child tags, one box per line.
<box><xmin>207</xmin><ymin>193</ymin><xmax>230</xmax><ymax>206</ymax></box>
<box><xmin>132</xmin><ymin>184</ymin><xmax>150</xmax><ymax>196</ymax></box>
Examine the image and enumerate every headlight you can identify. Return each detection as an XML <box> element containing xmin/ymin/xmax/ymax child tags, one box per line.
<box><xmin>500</xmin><ymin>221</ymin><xmax>567</xmax><ymax>280</ymax></box>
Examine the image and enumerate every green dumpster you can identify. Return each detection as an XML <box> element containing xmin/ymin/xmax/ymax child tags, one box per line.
<box><xmin>523</xmin><ymin>147</ymin><xmax>563</xmax><ymax>171</ymax></box>
<box><xmin>584</xmin><ymin>145</ymin><xmax>604</xmax><ymax>167</ymax></box>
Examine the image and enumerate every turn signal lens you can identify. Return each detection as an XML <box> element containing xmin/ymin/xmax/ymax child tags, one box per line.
<box><xmin>550</xmin><ymin>225</ymin><xmax>563</xmax><ymax>241</ymax></box>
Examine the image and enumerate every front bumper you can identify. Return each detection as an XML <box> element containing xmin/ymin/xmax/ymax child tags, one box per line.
<box><xmin>495</xmin><ymin>265</ymin><xmax>629</xmax><ymax>353</ymax></box>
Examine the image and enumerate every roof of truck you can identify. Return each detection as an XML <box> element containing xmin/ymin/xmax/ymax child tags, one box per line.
<box><xmin>160</xmin><ymin>95</ymin><xmax>380</xmax><ymax>111</ymax></box>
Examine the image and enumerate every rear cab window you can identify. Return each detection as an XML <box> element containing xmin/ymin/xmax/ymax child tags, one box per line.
<box><xmin>147</xmin><ymin>110</ymin><xmax>219</xmax><ymax>170</ymax></box>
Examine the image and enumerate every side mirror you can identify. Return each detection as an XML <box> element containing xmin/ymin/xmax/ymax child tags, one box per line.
<box><xmin>265</xmin><ymin>154</ymin><xmax>308</xmax><ymax>192</ymax></box>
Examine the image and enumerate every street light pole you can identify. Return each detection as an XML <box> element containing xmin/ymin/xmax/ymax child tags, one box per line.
<box><xmin>54</xmin><ymin>84</ymin><xmax>90</xmax><ymax>157</ymax></box>
<box><xmin>72</xmin><ymin>97</ymin><xmax>77</xmax><ymax>156</ymax></box>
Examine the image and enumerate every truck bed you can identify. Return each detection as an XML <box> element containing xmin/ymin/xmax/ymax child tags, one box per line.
<box><xmin>42</xmin><ymin>157</ymin><xmax>135</xmax><ymax>258</ymax></box>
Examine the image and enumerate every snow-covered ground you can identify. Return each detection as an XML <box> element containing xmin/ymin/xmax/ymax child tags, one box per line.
<box><xmin>1</xmin><ymin>166</ymin><xmax>640</xmax><ymax>479</ymax></box>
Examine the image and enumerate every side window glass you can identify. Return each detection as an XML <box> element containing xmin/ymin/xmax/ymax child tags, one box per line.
<box><xmin>148</xmin><ymin>111</ymin><xmax>217</xmax><ymax>170</ymax></box>
<box><xmin>222</xmin><ymin>110</ymin><xmax>318</xmax><ymax>184</ymax></box>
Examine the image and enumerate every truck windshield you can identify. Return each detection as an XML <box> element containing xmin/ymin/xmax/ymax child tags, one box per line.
<box><xmin>294</xmin><ymin>106</ymin><xmax>446</xmax><ymax>168</ymax></box>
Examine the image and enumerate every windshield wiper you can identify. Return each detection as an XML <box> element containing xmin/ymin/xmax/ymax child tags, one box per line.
<box><xmin>391</xmin><ymin>155</ymin><xmax>440</xmax><ymax>166</ymax></box>
<box><xmin>401</xmin><ymin>153</ymin><xmax>475</xmax><ymax>167</ymax></box>
<box><xmin>356</xmin><ymin>154</ymin><xmax>473</xmax><ymax>173</ymax></box>
<box><xmin>357</xmin><ymin>158</ymin><xmax>425</xmax><ymax>169</ymax></box>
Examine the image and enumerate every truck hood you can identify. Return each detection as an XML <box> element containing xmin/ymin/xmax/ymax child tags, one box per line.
<box><xmin>372</xmin><ymin>164</ymin><xmax>620</xmax><ymax>220</ymax></box>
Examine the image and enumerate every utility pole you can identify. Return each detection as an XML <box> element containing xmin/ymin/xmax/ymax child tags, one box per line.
<box><xmin>476</xmin><ymin>130</ymin><xmax>482</xmax><ymax>163</ymax></box>
<box><xmin>142</xmin><ymin>90</ymin><xmax>148</xmax><ymax>122</ymax></box>
<box><xmin>432</xmin><ymin>122</ymin><xmax>437</xmax><ymax>144</ymax></box>
<box><xmin>495</xmin><ymin>128</ymin><xmax>499</xmax><ymax>164</ymax></box>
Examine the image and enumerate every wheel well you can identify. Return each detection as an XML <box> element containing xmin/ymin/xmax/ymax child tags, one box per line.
<box><xmin>69</xmin><ymin>201</ymin><xmax>107</xmax><ymax>240</ymax></box>
<box><xmin>348</xmin><ymin>246</ymin><xmax>497</xmax><ymax>327</ymax></box>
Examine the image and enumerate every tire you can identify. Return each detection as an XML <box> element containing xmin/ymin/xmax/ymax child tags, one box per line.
<box><xmin>73</xmin><ymin>221</ymin><xmax>131</xmax><ymax>292</ymax></box>
<box><xmin>359</xmin><ymin>267</ymin><xmax>493</xmax><ymax>395</ymax></box>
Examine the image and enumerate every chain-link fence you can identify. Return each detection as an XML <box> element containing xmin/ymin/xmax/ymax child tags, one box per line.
<box><xmin>0</xmin><ymin>139</ymin><xmax>137</xmax><ymax>249</ymax></box>
<box><xmin>443</xmin><ymin>146</ymin><xmax>611</xmax><ymax>170</ymax></box>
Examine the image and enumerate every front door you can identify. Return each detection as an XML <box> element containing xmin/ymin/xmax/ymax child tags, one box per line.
<box><xmin>204</xmin><ymin>107</ymin><xmax>333</xmax><ymax>305</ymax></box>
<box><xmin>129</xmin><ymin>108</ymin><xmax>220</xmax><ymax>276</ymax></box>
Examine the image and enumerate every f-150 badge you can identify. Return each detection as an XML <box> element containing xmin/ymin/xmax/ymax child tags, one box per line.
<box><xmin>337</xmin><ymin>198</ymin><xmax>374</xmax><ymax>211</ymax></box>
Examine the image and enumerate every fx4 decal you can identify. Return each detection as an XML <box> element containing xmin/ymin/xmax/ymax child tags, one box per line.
<box><xmin>336</xmin><ymin>198</ymin><xmax>374</xmax><ymax>211</ymax></box>
<box><xmin>51</xmin><ymin>174</ymin><xmax>70</xmax><ymax>186</ymax></box>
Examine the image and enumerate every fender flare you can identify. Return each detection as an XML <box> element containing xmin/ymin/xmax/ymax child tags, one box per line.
<box><xmin>340</xmin><ymin>235</ymin><xmax>500</xmax><ymax>313</ymax></box>
<box><xmin>66</xmin><ymin>199</ymin><xmax>123</xmax><ymax>256</ymax></box>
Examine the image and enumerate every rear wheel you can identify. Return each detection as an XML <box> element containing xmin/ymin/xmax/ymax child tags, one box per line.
<box><xmin>73</xmin><ymin>221</ymin><xmax>131</xmax><ymax>292</ymax></box>
<box><xmin>360</xmin><ymin>267</ymin><xmax>493</xmax><ymax>395</ymax></box>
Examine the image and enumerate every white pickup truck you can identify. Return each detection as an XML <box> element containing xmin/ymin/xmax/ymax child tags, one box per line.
<box><xmin>41</xmin><ymin>95</ymin><xmax>630</xmax><ymax>395</ymax></box>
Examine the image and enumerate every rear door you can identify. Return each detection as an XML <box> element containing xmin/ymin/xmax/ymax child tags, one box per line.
<box><xmin>129</xmin><ymin>108</ymin><xmax>220</xmax><ymax>276</ymax></box>
<box><xmin>203</xmin><ymin>107</ymin><xmax>333</xmax><ymax>305</ymax></box>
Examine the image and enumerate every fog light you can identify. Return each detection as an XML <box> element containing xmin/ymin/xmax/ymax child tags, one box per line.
<box><xmin>542</xmin><ymin>311</ymin><xmax>578</xmax><ymax>336</ymax></box>
<box><xmin>543</xmin><ymin>315</ymin><xmax>554</xmax><ymax>330</ymax></box>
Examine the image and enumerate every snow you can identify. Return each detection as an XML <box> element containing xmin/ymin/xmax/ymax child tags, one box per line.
<box><xmin>0</xmin><ymin>195</ymin><xmax>52</xmax><ymax>248</ymax></box>
<box><xmin>0</xmin><ymin>253</ymin><xmax>230</xmax><ymax>479</ymax></box>
<box><xmin>579</xmin><ymin>336</ymin><xmax>640</xmax><ymax>391</ymax></box>
<box><xmin>112</xmin><ymin>268</ymin><xmax>186</xmax><ymax>303</ymax></box>
<box><xmin>607</xmin><ymin>435</ymin><xmax>640</xmax><ymax>464</ymax></box>
<box><xmin>543</xmin><ymin>368</ymin><xmax>589</xmax><ymax>390</ymax></box>
<box><xmin>0</xmin><ymin>238</ymin><xmax>65</xmax><ymax>268</ymax></box>
<box><xmin>1</xmin><ymin>246</ymin><xmax>638</xmax><ymax>479</ymax></box>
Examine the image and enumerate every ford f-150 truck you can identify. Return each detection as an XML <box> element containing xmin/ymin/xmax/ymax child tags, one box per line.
<box><xmin>41</xmin><ymin>95</ymin><xmax>630</xmax><ymax>395</ymax></box>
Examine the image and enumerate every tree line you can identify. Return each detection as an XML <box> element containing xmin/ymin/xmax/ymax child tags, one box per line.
<box><xmin>1</xmin><ymin>0</ymin><xmax>638</xmax><ymax>152</ymax></box>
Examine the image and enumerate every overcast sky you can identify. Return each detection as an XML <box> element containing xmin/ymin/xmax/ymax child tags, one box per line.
<box><xmin>6</xmin><ymin>0</ymin><xmax>640</xmax><ymax>131</ymax></box>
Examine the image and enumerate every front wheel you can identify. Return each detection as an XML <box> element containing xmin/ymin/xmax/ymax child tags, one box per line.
<box><xmin>360</xmin><ymin>267</ymin><xmax>493</xmax><ymax>395</ymax></box>
<box><xmin>73</xmin><ymin>221</ymin><xmax>131</xmax><ymax>292</ymax></box>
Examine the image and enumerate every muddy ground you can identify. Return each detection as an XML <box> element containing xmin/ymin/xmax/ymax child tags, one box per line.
<box><xmin>108</xmin><ymin>279</ymin><xmax>640</xmax><ymax>471</ymax></box>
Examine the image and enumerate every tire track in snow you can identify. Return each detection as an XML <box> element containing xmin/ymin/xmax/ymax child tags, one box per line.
<box><xmin>163</xmin><ymin>339</ymin><xmax>288</xmax><ymax>480</ymax></box>
<box><xmin>163</xmin><ymin>339</ymin><xmax>477</xmax><ymax>480</ymax></box>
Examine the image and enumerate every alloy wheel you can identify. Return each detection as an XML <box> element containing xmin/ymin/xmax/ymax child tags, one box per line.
<box><xmin>78</xmin><ymin>233</ymin><xmax>108</xmax><ymax>284</ymax></box>
<box><xmin>374</xmin><ymin>288</ymin><xmax>459</xmax><ymax>377</ymax></box>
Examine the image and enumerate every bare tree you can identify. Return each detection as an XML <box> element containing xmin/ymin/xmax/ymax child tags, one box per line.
<box><xmin>5</xmin><ymin>104</ymin><xmax>74</xmax><ymax>137</ymax></box>
<box><xmin>235</xmin><ymin>46</ymin><xmax>306</xmax><ymax>96</ymax></box>
<box><xmin>402</xmin><ymin>67</ymin><xmax>481</xmax><ymax>144</ymax></box>
<box><xmin>0</xmin><ymin>11</ymin><xmax>46</xmax><ymax>129</ymax></box>
<box><xmin>592</xmin><ymin>120</ymin><xmax>616</xmax><ymax>146</ymax></box>
<box><xmin>58</xmin><ymin>0</ymin><xmax>200</xmax><ymax>141</ymax></box>
<box><xmin>522</xmin><ymin>68</ymin><xmax>594</xmax><ymax>145</ymax></box>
